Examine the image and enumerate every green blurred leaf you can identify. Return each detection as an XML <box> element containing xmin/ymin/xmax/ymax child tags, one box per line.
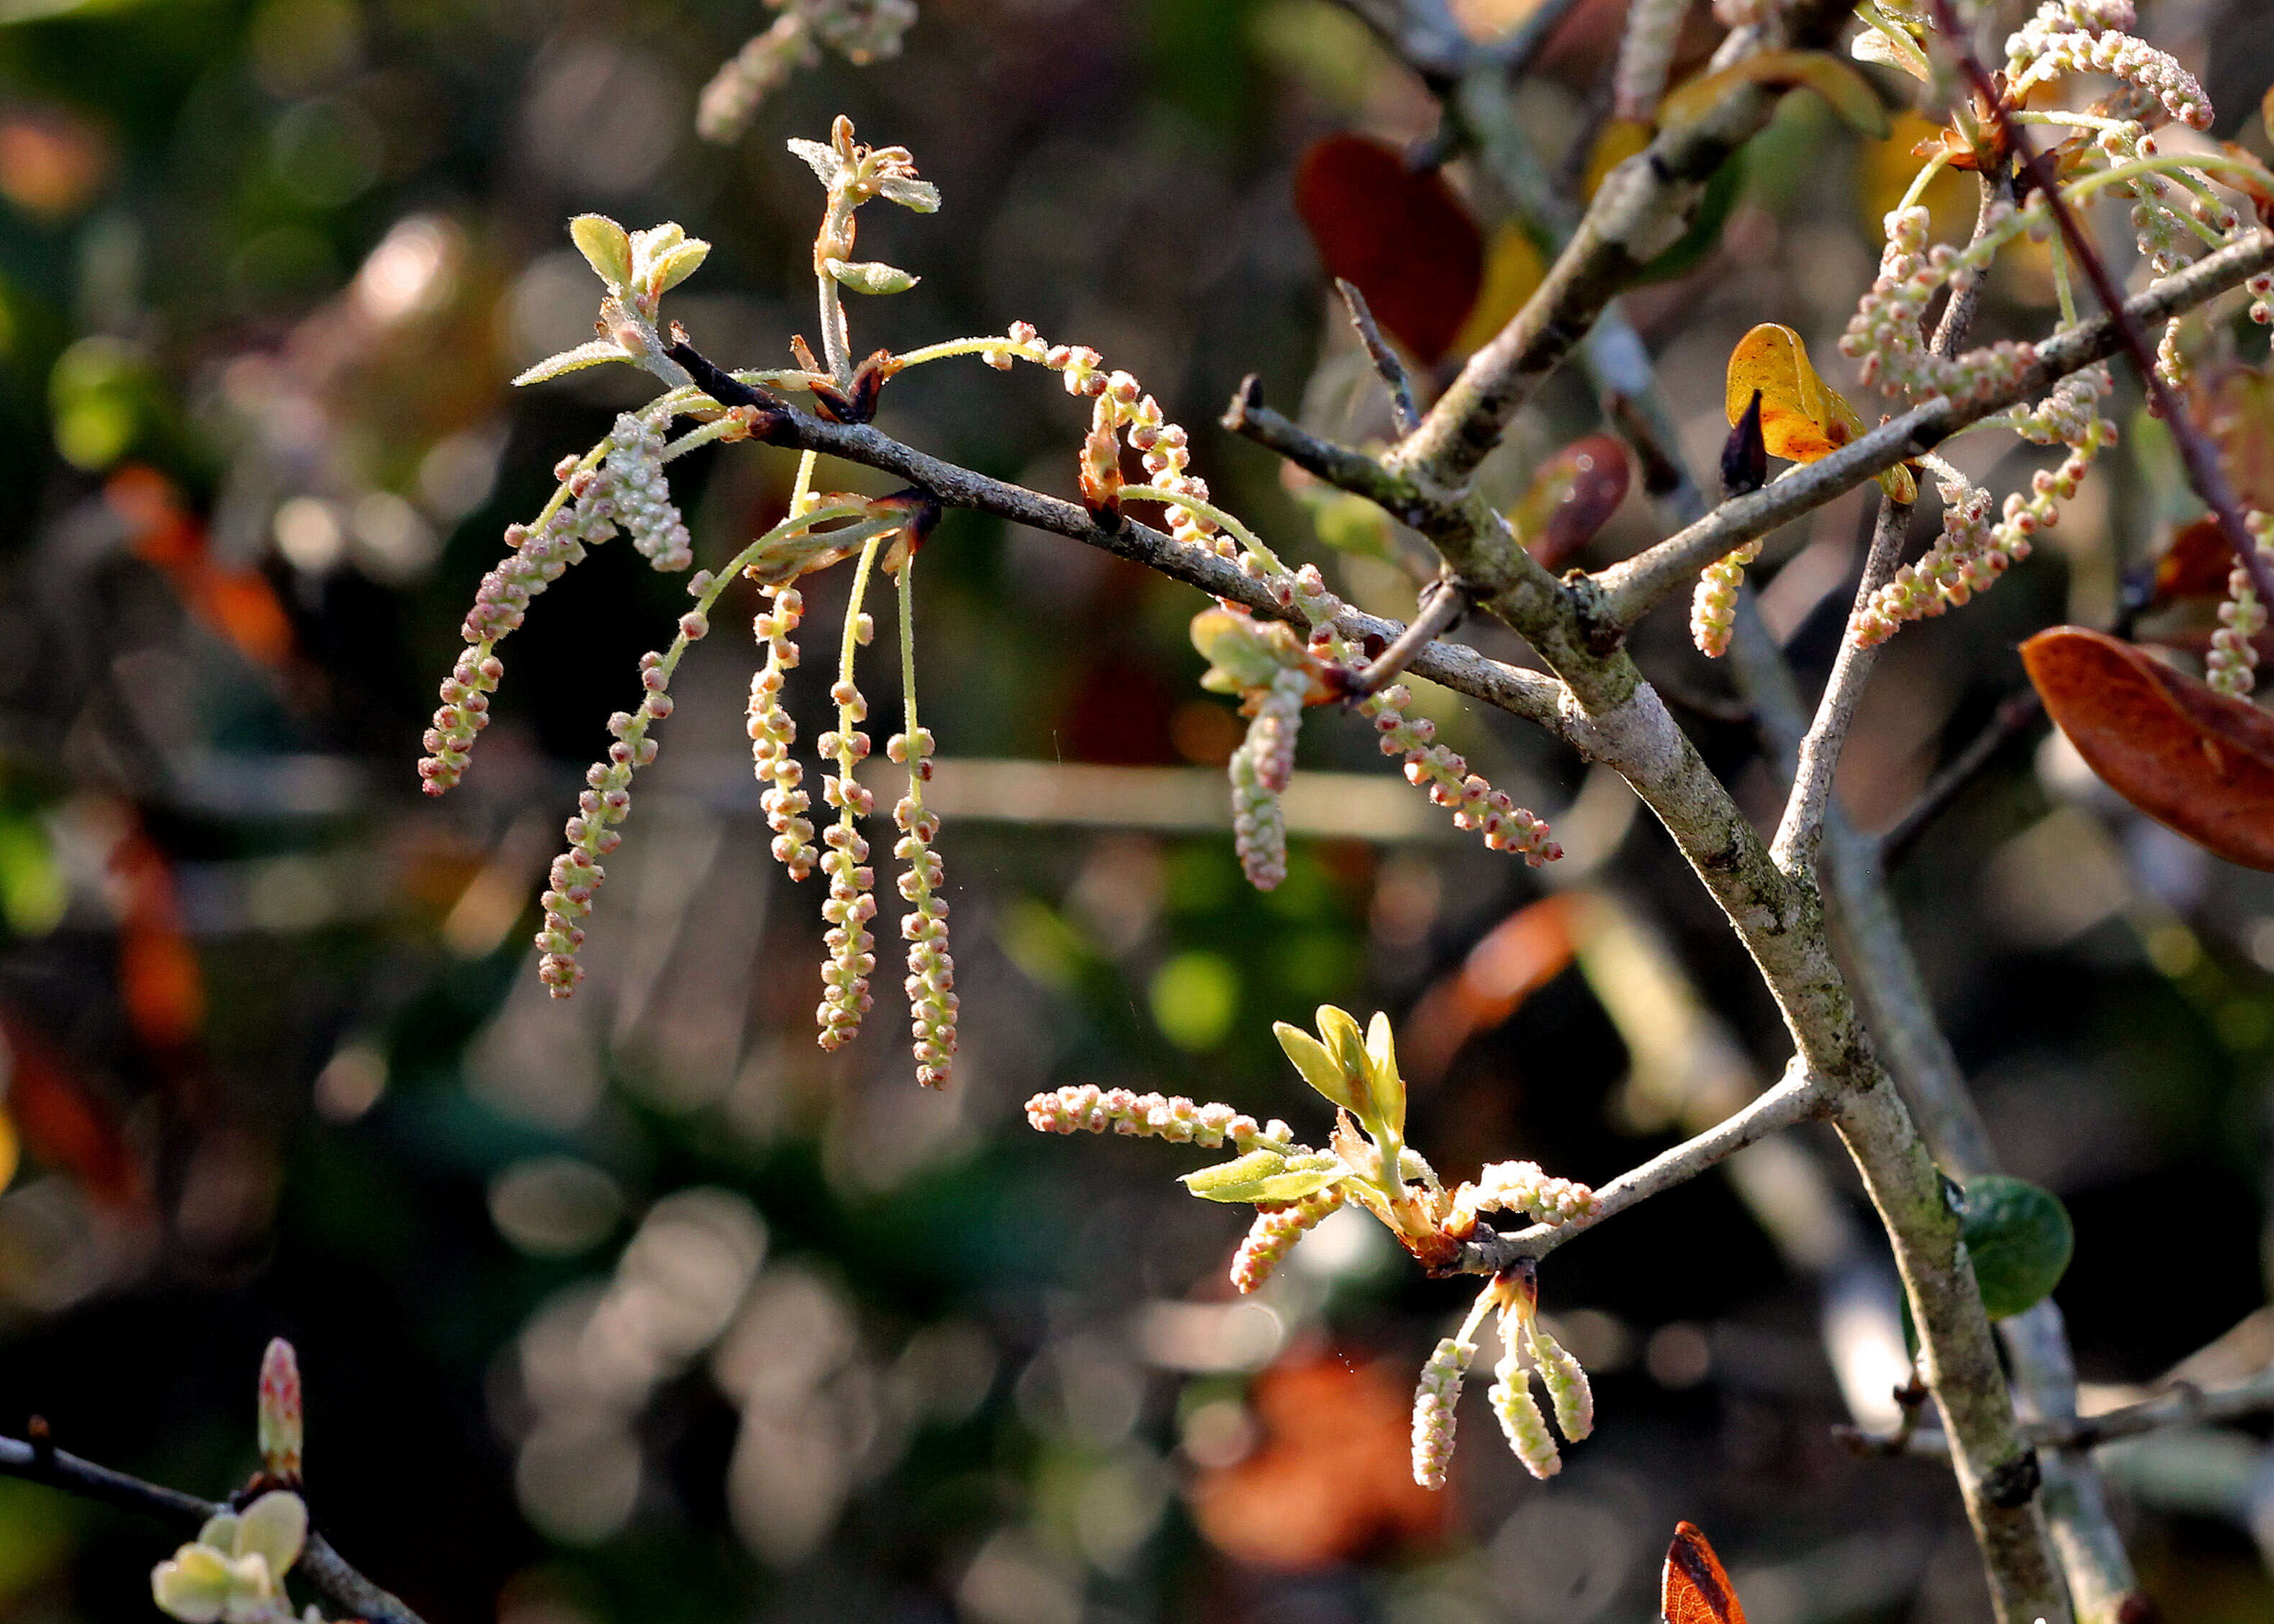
<box><xmin>1962</xmin><ymin>1175</ymin><xmax>2075</xmax><ymax>1320</ymax></box>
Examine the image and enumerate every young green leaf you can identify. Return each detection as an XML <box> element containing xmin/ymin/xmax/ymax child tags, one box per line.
<box><xmin>569</xmin><ymin>214</ymin><xmax>633</xmax><ymax>290</ymax></box>
<box><xmin>1363</xmin><ymin>1011</ymin><xmax>1405</xmax><ymax>1139</ymax></box>
<box><xmin>1181</xmin><ymin>1149</ymin><xmax>1346</xmax><ymax>1204</ymax></box>
<box><xmin>826</xmin><ymin>258</ymin><xmax>921</xmax><ymax>295</ymax></box>
<box><xmin>1314</xmin><ymin>1004</ymin><xmax>1368</xmax><ymax>1091</ymax></box>
<box><xmin>512</xmin><ymin>340</ymin><xmax>633</xmax><ymax>387</ymax></box>
<box><xmin>1276</xmin><ymin>1021</ymin><xmax>1364</xmax><ymax>1113</ymax></box>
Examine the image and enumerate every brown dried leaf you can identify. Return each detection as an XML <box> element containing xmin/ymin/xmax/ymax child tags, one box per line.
<box><xmin>2021</xmin><ymin>626</ymin><xmax>2274</xmax><ymax>870</ymax></box>
<box><xmin>1663</xmin><ymin>1522</ymin><xmax>1749</xmax><ymax>1624</ymax></box>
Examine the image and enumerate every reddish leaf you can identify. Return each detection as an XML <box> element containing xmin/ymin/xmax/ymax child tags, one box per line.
<box><xmin>1515</xmin><ymin>435</ymin><xmax>1631</xmax><ymax>570</ymax></box>
<box><xmin>1663</xmin><ymin>1522</ymin><xmax>1748</xmax><ymax>1624</ymax></box>
<box><xmin>2021</xmin><ymin>626</ymin><xmax>2274</xmax><ymax>870</ymax></box>
<box><xmin>1402</xmin><ymin>895</ymin><xmax>1577</xmax><ymax>1083</ymax></box>
<box><xmin>2152</xmin><ymin>515</ymin><xmax>2242</xmax><ymax>603</ymax></box>
<box><xmin>1294</xmin><ymin>135</ymin><xmax>1482</xmax><ymax>366</ymax></box>
<box><xmin>107</xmin><ymin>466</ymin><xmax>294</xmax><ymax>670</ymax></box>
<box><xmin>0</xmin><ymin>1007</ymin><xmax>145</xmax><ymax>1211</ymax></box>
<box><xmin>1188</xmin><ymin>1353</ymin><xmax>1447</xmax><ymax>1569</ymax></box>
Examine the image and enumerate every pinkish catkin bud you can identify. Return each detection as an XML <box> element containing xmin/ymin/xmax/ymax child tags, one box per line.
<box><xmin>258</xmin><ymin>1337</ymin><xmax>303</xmax><ymax>1482</ymax></box>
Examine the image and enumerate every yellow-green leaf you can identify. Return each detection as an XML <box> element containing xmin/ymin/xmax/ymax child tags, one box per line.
<box><xmin>1180</xmin><ymin>1149</ymin><xmax>1346</xmax><ymax>1204</ymax></box>
<box><xmin>1363</xmin><ymin>1011</ymin><xmax>1405</xmax><ymax>1138</ymax></box>
<box><xmin>1276</xmin><ymin>1021</ymin><xmax>1363</xmax><ymax>1113</ymax></box>
<box><xmin>1661</xmin><ymin>50</ymin><xmax>1891</xmax><ymax>140</ymax></box>
<box><xmin>1852</xmin><ymin>0</ymin><xmax>1932</xmax><ymax>82</ymax></box>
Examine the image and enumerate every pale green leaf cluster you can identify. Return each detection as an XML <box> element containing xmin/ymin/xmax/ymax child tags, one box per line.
<box><xmin>150</xmin><ymin>1492</ymin><xmax>310</xmax><ymax>1624</ymax></box>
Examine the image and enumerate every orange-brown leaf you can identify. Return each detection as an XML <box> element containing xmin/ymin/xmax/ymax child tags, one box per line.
<box><xmin>0</xmin><ymin>1007</ymin><xmax>145</xmax><ymax>1211</ymax></box>
<box><xmin>1400</xmin><ymin>894</ymin><xmax>1577</xmax><ymax>1084</ymax></box>
<box><xmin>1664</xmin><ymin>1522</ymin><xmax>1748</xmax><ymax>1624</ymax></box>
<box><xmin>1188</xmin><ymin>1353</ymin><xmax>1448</xmax><ymax>1569</ymax></box>
<box><xmin>1724</xmin><ymin>323</ymin><xmax>1913</xmax><ymax>501</ymax></box>
<box><xmin>1294</xmin><ymin>135</ymin><xmax>1484</xmax><ymax>366</ymax></box>
<box><xmin>2021</xmin><ymin>626</ymin><xmax>2274</xmax><ymax>870</ymax></box>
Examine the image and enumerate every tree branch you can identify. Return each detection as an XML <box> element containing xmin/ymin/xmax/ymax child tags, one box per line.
<box><xmin>1457</xmin><ymin>1060</ymin><xmax>1830</xmax><ymax>1269</ymax></box>
<box><xmin>1587</xmin><ymin>230</ymin><xmax>2274</xmax><ymax>631</ymax></box>
<box><xmin>1336</xmin><ymin>278</ymin><xmax>1421</xmax><ymax>437</ymax></box>
<box><xmin>1770</xmin><ymin>495</ymin><xmax>1910</xmax><ymax>878</ymax></box>
<box><xmin>668</xmin><ymin>344</ymin><xmax>1576</xmax><ymax>739</ymax></box>
<box><xmin>1855</xmin><ymin>1361</ymin><xmax>2274</xmax><ymax>1458</ymax></box>
<box><xmin>0</xmin><ymin>1433</ymin><xmax>425</xmax><ymax>1624</ymax></box>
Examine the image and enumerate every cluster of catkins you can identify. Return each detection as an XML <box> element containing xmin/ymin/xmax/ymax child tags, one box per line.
<box><xmin>1842</xmin><ymin>204</ymin><xmax>2039</xmax><ymax>407</ymax></box>
<box><xmin>2003</xmin><ymin>1</ymin><xmax>2214</xmax><ymax>135</ymax></box>
<box><xmin>1412</xmin><ymin>1263</ymin><xmax>1594</xmax><ymax>1489</ymax></box>
<box><xmin>418</xmin><ymin>436</ymin><xmax>656</xmax><ymax>795</ymax></box>
<box><xmin>1853</xmin><ymin>370</ymin><xmax>2119</xmax><ymax>648</ymax></box>
<box><xmin>987</xmin><ymin>321</ymin><xmax>1560</xmax><ymax>884</ymax></box>
<box><xmin>697</xmin><ymin>0</ymin><xmax>918</xmax><ymax>143</ymax></box>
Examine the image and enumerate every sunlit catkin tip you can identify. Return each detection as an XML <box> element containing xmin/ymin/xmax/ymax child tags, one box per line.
<box><xmin>1491</xmin><ymin>1366</ymin><xmax>1561</xmax><ymax>1479</ymax></box>
<box><xmin>257</xmin><ymin>1337</ymin><xmax>303</xmax><ymax>1482</ymax></box>
<box><xmin>1411</xmin><ymin>1335</ymin><xmax>1478</xmax><ymax>1489</ymax></box>
<box><xmin>1529</xmin><ymin>1325</ymin><xmax>1594</xmax><ymax>1442</ymax></box>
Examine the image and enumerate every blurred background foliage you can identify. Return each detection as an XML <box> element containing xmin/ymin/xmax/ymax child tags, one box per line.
<box><xmin>0</xmin><ymin>1</ymin><xmax>2273</xmax><ymax>1622</ymax></box>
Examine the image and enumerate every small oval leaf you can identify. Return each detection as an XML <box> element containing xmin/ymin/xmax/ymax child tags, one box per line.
<box><xmin>1663</xmin><ymin>1522</ymin><xmax>1748</xmax><ymax>1624</ymax></box>
<box><xmin>1294</xmin><ymin>134</ymin><xmax>1484</xmax><ymax>366</ymax></box>
<box><xmin>2022</xmin><ymin>626</ymin><xmax>2274</xmax><ymax>869</ymax></box>
<box><xmin>1961</xmin><ymin>1175</ymin><xmax>2074</xmax><ymax>1320</ymax></box>
<box><xmin>569</xmin><ymin>214</ymin><xmax>633</xmax><ymax>289</ymax></box>
<box><xmin>1181</xmin><ymin>1147</ymin><xmax>1292</xmax><ymax>1201</ymax></box>
<box><xmin>826</xmin><ymin>257</ymin><xmax>920</xmax><ymax>296</ymax></box>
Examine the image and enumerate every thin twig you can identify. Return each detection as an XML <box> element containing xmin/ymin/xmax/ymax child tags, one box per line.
<box><xmin>1769</xmin><ymin>495</ymin><xmax>1911</xmax><ymax>877</ymax></box>
<box><xmin>665</xmin><ymin>344</ymin><xmax>1579</xmax><ymax>739</ymax></box>
<box><xmin>1849</xmin><ymin>1361</ymin><xmax>2274</xmax><ymax>1457</ymax></box>
<box><xmin>1876</xmin><ymin>690</ymin><xmax>2045</xmax><ymax>868</ymax></box>
<box><xmin>1925</xmin><ymin>0</ymin><xmax>2274</xmax><ymax>608</ymax></box>
<box><xmin>1456</xmin><ymin>1061</ymin><xmax>1829</xmax><ymax>1271</ymax></box>
<box><xmin>1769</xmin><ymin>174</ymin><xmax>2008</xmax><ymax>878</ymax></box>
<box><xmin>0</xmin><ymin>1433</ymin><xmax>425</xmax><ymax>1624</ymax></box>
<box><xmin>1336</xmin><ymin>279</ymin><xmax>1422</xmax><ymax>437</ymax></box>
<box><xmin>1345</xmin><ymin>574</ymin><xmax>1468</xmax><ymax>696</ymax></box>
